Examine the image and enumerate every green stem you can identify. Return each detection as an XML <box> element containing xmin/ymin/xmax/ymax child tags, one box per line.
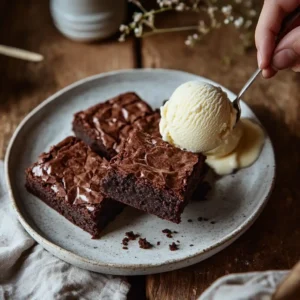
<box><xmin>151</xmin><ymin>7</ymin><xmax>173</xmax><ymax>15</ymax></box>
<box><xmin>142</xmin><ymin>26</ymin><xmax>199</xmax><ymax>37</ymax></box>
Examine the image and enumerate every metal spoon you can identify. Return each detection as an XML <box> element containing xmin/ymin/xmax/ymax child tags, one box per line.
<box><xmin>232</xmin><ymin>7</ymin><xmax>300</xmax><ymax>124</ymax></box>
<box><xmin>232</xmin><ymin>68</ymin><xmax>261</xmax><ymax>122</ymax></box>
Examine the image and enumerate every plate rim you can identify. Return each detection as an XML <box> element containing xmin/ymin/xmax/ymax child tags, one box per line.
<box><xmin>5</xmin><ymin>68</ymin><xmax>276</xmax><ymax>273</ymax></box>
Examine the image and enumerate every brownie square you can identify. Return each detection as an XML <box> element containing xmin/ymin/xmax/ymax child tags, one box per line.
<box><xmin>103</xmin><ymin>130</ymin><xmax>206</xmax><ymax>223</ymax></box>
<box><xmin>131</xmin><ymin>110</ymin><xmax>161</xmax><ymax>136</ymax></box>
<box><xmin>72</xmin><ymin>92</ymin><xmax>153</xmax><ymax>159</ymax></box>
<box><xmin>25</xmin><ymin>137</ymin><xmax>124</xmax><ymax>238</ymax></box>
<box><xmin>116</xmin><ymin>110</ymin><xmax>161</xmax><ymax>154</ymax></box>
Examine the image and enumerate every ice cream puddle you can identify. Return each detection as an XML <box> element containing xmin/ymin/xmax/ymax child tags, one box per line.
<box><xmin>159</xmin><ymin>81</ymin><xmax>265</xmax><ymax>175</ymax></box>
<box><xmin>205</xmin><ymin>119</ymin><xmax>264</xmax><ymax>175</ymax></box>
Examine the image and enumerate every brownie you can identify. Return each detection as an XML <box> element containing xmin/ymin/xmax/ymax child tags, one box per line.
<box><xmin>102</xmin><ymin>130</ymin><xmax>206</xmax><ymax>223</ymax></box>
<box><xmin>116</xmin><ymin>110</ymin><xmax>161</xmax><ymax>153</ymax></box>
<box><xmin>72</xmin><ymin>92</ymin><xmax>153</xmax><ymax>159</ymax></box>
<box><xmin>131</xmin><ymin>110</ymin><xmax>161</xmax><ymax>136</ymax></box>
<box><xmin>25</xmin><ymin>137</ymin><xmax>124</xmax><ymax>238</ymax></box>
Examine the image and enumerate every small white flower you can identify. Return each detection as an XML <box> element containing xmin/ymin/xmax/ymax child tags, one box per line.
<box><xmin>249</xmin><ymin>9</ymin><xmax>257</xmax><ymax>17</ymax></box>
<box><xmin>185</xmin><ymin>39</ymin><xmax>192</xmax><ymax>46</ymax></box>
<box><xmin>158</xmin><ymin>1</ymin><xmax>164</xmax><ymax>8</ymax></box>
<box><xmin>221</xmin><ymin>5</ymin><xmax>232</xmax><ymax>15</ymax></box>
<box><xmin>208</xmin><ymin>6</ymin><xmax>217</xmax><ymax>15</ymax></box>
<box><xmin>234</xmin><ymin>17</ymin><xmax>244</xmax><ymax>28</ymax></box>
<box><xmin>193</xmin><ymin>33</ymin><xmax>199</xmax><ymax>39</ymax></box>
<box><xmin>224</xmin><ymin>18</ymin><xmax>230</xmax><ymax>24</ymax></box>
<box><xmin>143</xmin><ymin>13</ymin><xmax>155</xmax><ymax>28</ymax></box>
<box><xmin>134</xmin><ymin>26</ymin><xmax>143</xmax><ymax>37</ymax></box>
<box><xmin>244</xmin><ymin>20</ymin><xmax>252</xmax><ymax>28</ymax></box>
<box><xmin>198</xmin><ymin>20</ymin><xmax>209</xmax><ymax>34</ymax></box>
<box><xmin>161</xmin><ymin>0</ymin><xmax>172</xmax><ymax>7</ymax></box>
<box><xmin>118</xmin><ymin>35</ymin><xmax>126</xmax><ymax>42</ymax></box>
<box><xmin>119</xmin><ymin>24</ymin><xmax>128</xmax><ymax>32</ymax></box>
<box><xmin>176</xmin><ymin>3</ymin><xmax>185</xmax><ymax>11</ymax></box>
<box><xmin>133</xmin><ymin>12</ymin><xmax>143</xmax><ymax>23</ymax></box>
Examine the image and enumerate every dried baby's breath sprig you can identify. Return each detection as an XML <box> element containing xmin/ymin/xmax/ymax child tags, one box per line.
<box><xmin>120</xmin><ymin>0</ymin><xmax>260</xmax><ymax>49</ymax></box>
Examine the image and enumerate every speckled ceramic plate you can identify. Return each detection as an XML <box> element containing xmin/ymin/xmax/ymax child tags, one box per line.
<box><xmin>5</xmin><ymin>69</ymin><xmax>275</xmax><ymax>275</ymax></box>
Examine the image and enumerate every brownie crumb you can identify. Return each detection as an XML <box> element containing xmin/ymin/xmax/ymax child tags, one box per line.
<box><xmin>122</xmin><ymin>246</ymin><xmax>128</xmax><ymax>250</ymax></box>
<box><xmin>162</xmin><ymin>229</ymin><xmax>175</xmax><ymax>238</ymax></box>
<box><xmin>203</xmin><ymin>218</ymin><xmax>209</xmax><ymax>221</ymax></box>
<box><xmin>125</xmin><ymin>231</ymin><xmax>140</xmax><ymax>240</ymax></box>
<box><xmin>122</xmin><ymin>237</ymin><xmax>129</xmax><ymax>246</ymax></box>
<box><xmin>173</xmin><ymin>231</ymin><xmax>178</xmax><ymax>234</ymax></box>
<box><xmin>188</xmin><ymin>219</ymin><xmax>193</xmax><ymax>223</ymax></box>
<box><xmin>177</xmin><ymin>240</ymin><xmax>180</xmax><ymax>243</ymax></box>
<box><xmin>139</xmin><ymin>238</ymin><xmax>153</xmax><ymax>249</ymax></box>
<box><xmin>197</xmin><ymin>217</ymin><xmax>203</xmax><ymax>221</ymax></box>
<box><xmin>169</xmin><ymin>242</ymin><xmax>179</xmax><ymax>251</ymax></box>
<box><xmin>210</xmin><ymin>221</ymin><xmax>216</xmax><ymax>224</ymax></box>
<box><xmin>157</xmin><ymin>241</ymin><xmax>161</xmax><ymax>246</ymax></box>
<box><xmin>190</xmin><ymin>244</ymin><xmax>194</xmax><ymax>247</ymax></box>
<box><xmin>93</xmin><ymin>247</ymin><xmax>98</xmax><ymax>249</ymax></box>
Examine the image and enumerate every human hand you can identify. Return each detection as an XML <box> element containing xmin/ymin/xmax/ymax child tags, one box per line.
<box><xmin>255</xmin><ymin>1</ymin><xmax>300</xmax><ymax>78</ymax></box>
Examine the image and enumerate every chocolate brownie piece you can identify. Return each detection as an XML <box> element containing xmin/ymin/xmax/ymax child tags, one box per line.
<box><xmin>103</xmin><ymin>130</ymin><xmax>206</xmax><ymax>223</ymax></box>
<box><xmin>25</xmin><ymin>137</ymin><xmax>124</xmax><ymax>238</ymax></box>
<box><xmin>116</xmin><ymin>110</ymin><xmax>161</xmax><ymax>153</ymax></box>
<box><xmin>131</xmin><ymin>110</ymin><xmax>161</xmax><ymax>136</ymax></box>
<box><xmin>72</xmin><ymin>92</ymin><xmax>153</xmax><ymax>159</ymax></box>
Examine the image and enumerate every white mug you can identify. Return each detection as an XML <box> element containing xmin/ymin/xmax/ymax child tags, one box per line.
<box><xmin>50</xmin><ymin>0</ymin><xmax>127</xmax><ymax>42</ymax></box>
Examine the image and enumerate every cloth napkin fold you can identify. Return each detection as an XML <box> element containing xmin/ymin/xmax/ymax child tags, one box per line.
<box><xmin>199</xmin><ymin>269</ymin><xmax>288</xmax><ymax>300</ymax></box>
<box><xmin>0</xmin><ymin>161</ymin><xmax>129</xmax><ymax>300</ymax></box>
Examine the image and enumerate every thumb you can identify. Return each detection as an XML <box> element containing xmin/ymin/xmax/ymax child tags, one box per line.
<box><xmin>272</xmin><ymin>26</ymin><xmax>300</xmax><ymax>71</ymax></box>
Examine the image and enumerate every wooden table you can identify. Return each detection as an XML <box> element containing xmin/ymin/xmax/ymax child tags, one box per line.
<box><xmin>1</xmin><ymin>2</ymin><xmax>299</xmax><ymax>299</ymax></box>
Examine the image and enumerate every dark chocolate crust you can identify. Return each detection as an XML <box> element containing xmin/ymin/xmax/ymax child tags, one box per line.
<box><xmin>25</xmin><ymin>136</ymin><xmax>124</xmax><ymax>238</ymax></box>
<box><xmin>72</xmin><ymin>92</ymin><xmax>153</xmax><ymax>159</ymax></box>
<box><xmin>103</xmin><ymin>131</ymin><xmax>206</xmax><ymax>223</ymax></box>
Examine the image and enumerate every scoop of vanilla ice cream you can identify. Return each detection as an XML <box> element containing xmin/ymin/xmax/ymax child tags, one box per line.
<box><xmin>205</xmin><ymin>121</ymin><xmax>243</xmax><ymax>157</ymax></box>
<box><xmin>160</xmin><ymin>81</ymin><xmax>237</xmax><ymax>153</ymax></box>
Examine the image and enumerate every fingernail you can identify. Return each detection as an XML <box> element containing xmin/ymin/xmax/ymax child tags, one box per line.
<box><xmin>292</xmin><ymin>64</ymin><xmax>300</xmax><ymax>72</ymax></box>
<box><xmin>261</xmin><ymin>69</ymin><xmax>267</xmax><ymax>78</ymax></box>
<box><xmin>272</xmin><ymin>49</ymin><xmax>299</xmax><ymax>70</ymax></box>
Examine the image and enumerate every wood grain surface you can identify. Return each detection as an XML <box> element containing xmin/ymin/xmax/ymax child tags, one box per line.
<box><xmin>1</xmin><ymin>2</ymin><xmax>300</xmax><ymax>300</ymax></box>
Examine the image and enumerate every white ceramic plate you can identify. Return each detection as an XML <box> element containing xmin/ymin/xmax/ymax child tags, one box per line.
<box><xmin>5</xmin><ymin>69</ymin><xmax>275</xmax><ymax>275</ymax></box>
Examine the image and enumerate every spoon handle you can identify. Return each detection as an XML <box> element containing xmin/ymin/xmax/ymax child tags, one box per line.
<box><xmin>237</xmin><ymin>68</ymin><xmax>261</xmax><ymax>100</ymax></box>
